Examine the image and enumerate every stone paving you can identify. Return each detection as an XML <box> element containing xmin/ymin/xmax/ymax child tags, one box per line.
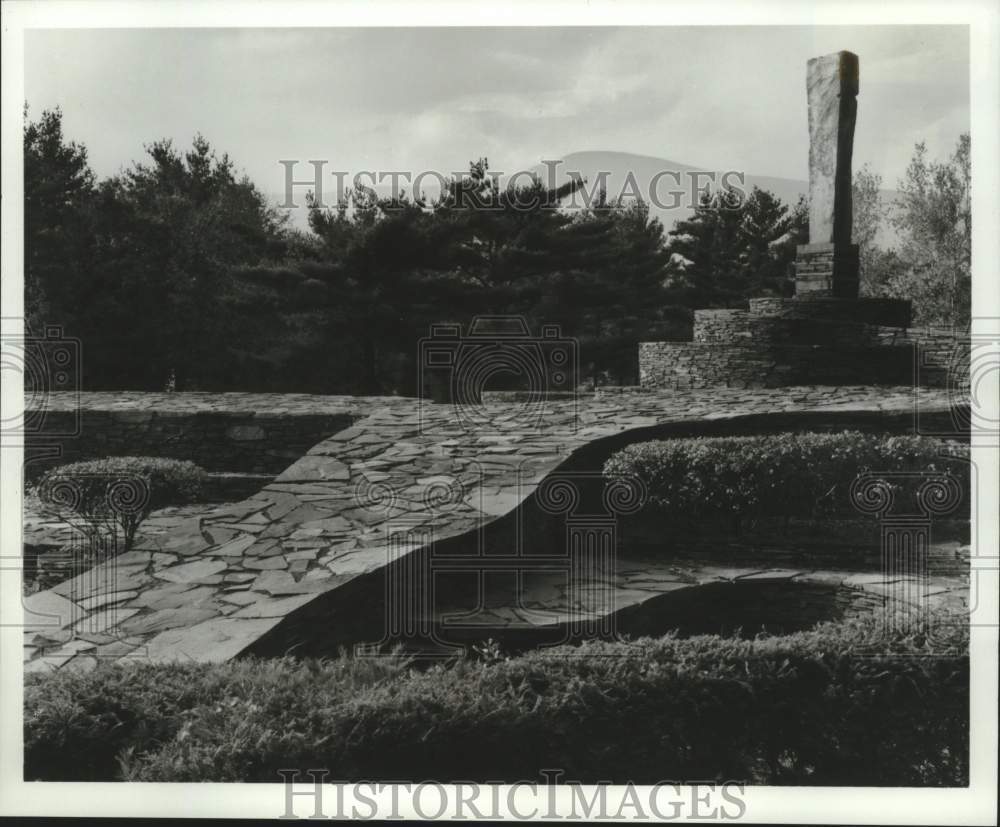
<box><xmin>24</xmin><ymin>497</ymin><xmax>231</xmax><ymax>553</ymax></box>
<box><xmin>422</xmin><ymin>549</ymin><xmax>969</xmax><ymax>643</ymax></box>
<box><xmin>22</xmin><ymin>386</ymin><xmax>968</xmax><ymax>671</ymax></box>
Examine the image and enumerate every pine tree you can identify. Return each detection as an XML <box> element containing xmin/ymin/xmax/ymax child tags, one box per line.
<box><xmin>664</xmin><ymin>188</ymin><xmax>745</xmax><ymax>306</ymax></box>
<box><xmin>23</xmin><ymin>107</ymin><xmax>96</xmax><ymax>334</ymax></box>
<box><xmin>664</xmin><ymin>186</ymin><xmax>803</xmax><ymax>307</ymax></box>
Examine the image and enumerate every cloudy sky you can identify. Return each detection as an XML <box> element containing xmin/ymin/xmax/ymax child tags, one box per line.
<box><xmin>25</xmin><ymin>25</ymin><xmax>968</xmax><ymax>209</ymax></box>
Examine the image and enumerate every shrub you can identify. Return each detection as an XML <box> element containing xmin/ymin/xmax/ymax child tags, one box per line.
<box><xmin>24</xmin><ymin>611</ymin><xmax>968</xmax><ymax>785</ymax></box>
<box><xmin>37</xmin><ymin>456</ymin><xmax>206</xmax><ymax>551</ymax></box>
<box><xmin>604</xmin><ymin>432</ymin><xmax>968</xmax><ymax>529</ymax></box>
<box><xmin>24</xmin><ymin>650</ymin><xmax>413</xmax><ymax>783</ymax></box>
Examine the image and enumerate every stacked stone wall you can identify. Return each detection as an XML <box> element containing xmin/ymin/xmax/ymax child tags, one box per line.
<box><xmin>22</xmin><ymin>394</ymin><xmax>413</xmax><ymax>479</ymax></box>
<box><xmin>639</xmin><ymin>263</ymin><xmax>969</xmax><ymax>395</ymax></box>
<box><xmin>638</xmin><ymin>341</ymin><xmax>915</xmax><ymax>389</ymax></box>
<box><xmin>746</xmin><ymin>297</ymin><xmax>912</xmax><ymax>327</ymax></box>
<box><xmin>24</xmin><ymin>411</ymin><xmax>359</xmax><ymax>478</ymax></box>
<box><xmin>693</xmin><ymin>310</ymin><xmax>882</xmax><ymax>348</ymax></box>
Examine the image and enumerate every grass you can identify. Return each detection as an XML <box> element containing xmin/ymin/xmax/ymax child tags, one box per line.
<box><xmin>25</xmin><ymin>609</ymin><xmax>969</xmax><ymax>785</ymax></box>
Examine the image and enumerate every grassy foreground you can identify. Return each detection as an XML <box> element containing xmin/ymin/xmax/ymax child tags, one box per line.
<box><xmin>25</xmin><ymin>611</ymin><xmax>968</xmax><ymax>785</ymax></box>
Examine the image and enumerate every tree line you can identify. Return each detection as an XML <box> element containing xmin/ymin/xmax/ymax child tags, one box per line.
<box><xmin>24</xmin><ymin>107</ymin><xmax>970</xmax><ymax>393</ymax></box>
<box><xmin>852</xmin><ymin>134</ymin><xmax>971</xmax><ymax>327</ymax></box>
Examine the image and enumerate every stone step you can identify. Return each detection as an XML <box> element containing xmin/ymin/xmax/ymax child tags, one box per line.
<box><xmin>747</xmin><ymin>296</ymin><xmax>912</xmax><ymax>327</ymax></box>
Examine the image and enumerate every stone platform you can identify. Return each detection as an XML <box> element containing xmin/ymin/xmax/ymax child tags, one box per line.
<box><xmin>22</xmin><ymin>386</ymin><xmax>967</xmax><ymax>670</ymax></box>
<box><xmin>640</xmin><ymin>298</ymin><xmax>967</xmax><ymax>390</ymax></box>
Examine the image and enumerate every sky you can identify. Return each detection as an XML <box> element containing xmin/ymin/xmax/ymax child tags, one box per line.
<box><xmin>25</xmin><ymin>25</ymin><xmax>969</xmax><ymax>216</ymax></box>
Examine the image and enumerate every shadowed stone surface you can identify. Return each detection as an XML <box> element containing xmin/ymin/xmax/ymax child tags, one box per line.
<box><xmin>22</xmin><ymin>386</ymin><xmax>968</xmax><ymax>668</ymax></box>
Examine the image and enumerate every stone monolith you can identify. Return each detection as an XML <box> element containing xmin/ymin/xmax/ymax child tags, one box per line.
<box><xmin>796</xmin><ymin>51</ymin><xmax>860</xmax><ymax>298</ymax></box>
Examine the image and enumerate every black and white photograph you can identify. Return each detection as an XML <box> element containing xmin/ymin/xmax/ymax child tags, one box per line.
<box><xmin>1</xmin><ymin>1</ymin><xmax>997</xmax><ymax>823</ymax></box>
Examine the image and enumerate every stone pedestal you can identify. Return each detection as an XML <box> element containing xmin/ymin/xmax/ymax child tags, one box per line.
<box><xmin>795</xmin><ymin>242</ymin><xmax>859</xmax><ymax>299</ymax></box>
<box><xmin>635</xmin><ymin>49</ymin><xmax>968</xmax><ymax>391</ymax></box>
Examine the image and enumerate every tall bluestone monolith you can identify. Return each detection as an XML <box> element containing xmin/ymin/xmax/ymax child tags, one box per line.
<box><xmin>795</xmin><ymin>50</ymin><xmax>860</xmax><ymax>298</ymax></box>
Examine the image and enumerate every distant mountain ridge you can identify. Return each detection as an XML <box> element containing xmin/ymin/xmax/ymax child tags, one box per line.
<box><xmin>529</xmin><ymin>150</ymin><xmax>898</xmax><ymax>246</ymax></box>
<box><xmin>275</xmin><ymin>149</ymin><xmax>898</xmax><ymax>247</ymax></box>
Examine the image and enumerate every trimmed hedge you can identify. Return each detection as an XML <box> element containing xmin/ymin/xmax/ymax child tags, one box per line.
<box><xmin>25</xmin><ymin>610</ymin><xmax>968</xmax><ymax>785</ymax></box>
<box><xmin>604</xmin><ymin>432</ymin><xmax>968</xmax><ymax>528</ymax></box>
<box><xmin>38</xmin><ymin>456</ymin><xmax>206</xmax><ymax>550</ymax></box>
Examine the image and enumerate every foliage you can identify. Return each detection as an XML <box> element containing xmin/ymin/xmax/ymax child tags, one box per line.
<box><xmin>853</xmin><ymin>136</ymin><xmax>971</xmax><ymax>327</ymax></box>
<box><xmin>664</xmin><ymin>186</ymin><xmax>806</xmax><ymax>307</ymax></box>
<box><xmin>891</xmin><ymin>135</ymin><xmax>971</xmax><ymax>326</ymax></box>
<box><xmin>24</xmin><ymin>648</ymin><xmax>414</xmax><ymax>782</ymax></box>
<box><xmin>89</xmin><ymin>136</ymin><xmax>291</xmax><ymax>389</ymax></box>
<box><xmin>23</xmin><ymin>106</ymin><xmax>96</xmax><ymax>335</ymax></box>
<box><xmin>24</xmin><ymin>107</ymin><xmax>971</xmax><ymax>389</ymax></box>
<box><xmin>604</xmin><ymin>432</ymin><xmax>969</xmax><ymax>530</ymax></box>
<box><xmin>18</xmin><ymin>114</ymin><xmax>677</xmax><ymax>392</ymax></box>
<box><xmin>24</xmin><ymin>108</ymin><xmax>292</xmax><ymax>390</ymax></box>
<box><xmin>853</xmin><ymin>164</ymin><xmax>907</xmax><ymax>296</ymax></box>
<box><xmin>38</xmin><ymin>456</ymin><xmax>206</xmax><ymax>551</ymax></box>
<box><xmin>24</xmin><ymin>611</ymin><xmax>968</xmax><ymax>784</ymax></box>
<box><xmin>241</xmin><ymin>162</ymin><xmax>678</xmax><ymax>391</ymax></box>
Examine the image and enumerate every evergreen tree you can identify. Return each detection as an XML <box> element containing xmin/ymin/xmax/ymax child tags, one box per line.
<box><xmin>23</xmin><ymin>107</ymin><xmax>96</xmax><ymax>334</ymax></box>
<box><xmin>664</xmin><ymin>188</ymin><xmax>746</xmax><ymax>306</ymax></box>
<box><xmin>432</xmin><ymin>158</ymin><xmax>585</xmax><ymax>291</ymax></box>
<box><xmin>739</xmin><ymin>187</ymin><xmax>803</xmax><ymax>296</ymax></box>
<box><xmin>300</xmin><ymin>186</ymin><xmax>452</xmax><ymax>393</ymax></box>
<box><xmin>664</xmin><ymin>186</ymin><xmax>803</xmax><ymax>307</ymax></box>
<box><xmin>90</xmin><ymin>136</ymin><xmax>290</xmax><ymax>388</ymax></box>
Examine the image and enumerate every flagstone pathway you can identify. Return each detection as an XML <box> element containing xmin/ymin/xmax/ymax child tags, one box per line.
<box><xmin>22</xmin><ymin>386</ymin><xmax>969</xmax><ymax>671</ymax></box>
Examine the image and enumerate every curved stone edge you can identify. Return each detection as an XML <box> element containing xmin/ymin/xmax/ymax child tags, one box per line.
<box><xmin>22</xmin><ymin>387</ymin><xmax>965</xmax><ymax>668</ymax></box>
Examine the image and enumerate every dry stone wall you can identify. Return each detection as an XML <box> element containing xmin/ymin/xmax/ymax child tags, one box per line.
<box><xmin>25</xmin><ymin>393</ymin><xmax>413</xmax><ymax>478</ymax></box>
<box><xmin>639</xmin><ymin>341</ymin><xmax>916</xmax><ymax>389</ymax></box>
<box><xmin>747</xmin><ymin>297</ymin><xmax>911</xmax><ymax>327</ymax></box>
<box><xmin>640</xmin><ymin>296</ymin><xmax>967</xmax><ymax>391</ymax></box>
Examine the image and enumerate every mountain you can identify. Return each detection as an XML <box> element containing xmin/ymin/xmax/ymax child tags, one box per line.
<box><xmin>276</xmin><ymin>149</ymin><xmax>898</xmax><ymax>247</ymax></box>
<box><xmin>529</xmin><ymin>150</ymin><xmax>898</xmax><ymax>247</ymax></box>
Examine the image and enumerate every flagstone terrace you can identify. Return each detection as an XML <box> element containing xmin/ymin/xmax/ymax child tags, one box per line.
<box><xmin>22</xmin><ymin>386</ymin><xmax>969</xmax><ymax>670</ymax></box>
